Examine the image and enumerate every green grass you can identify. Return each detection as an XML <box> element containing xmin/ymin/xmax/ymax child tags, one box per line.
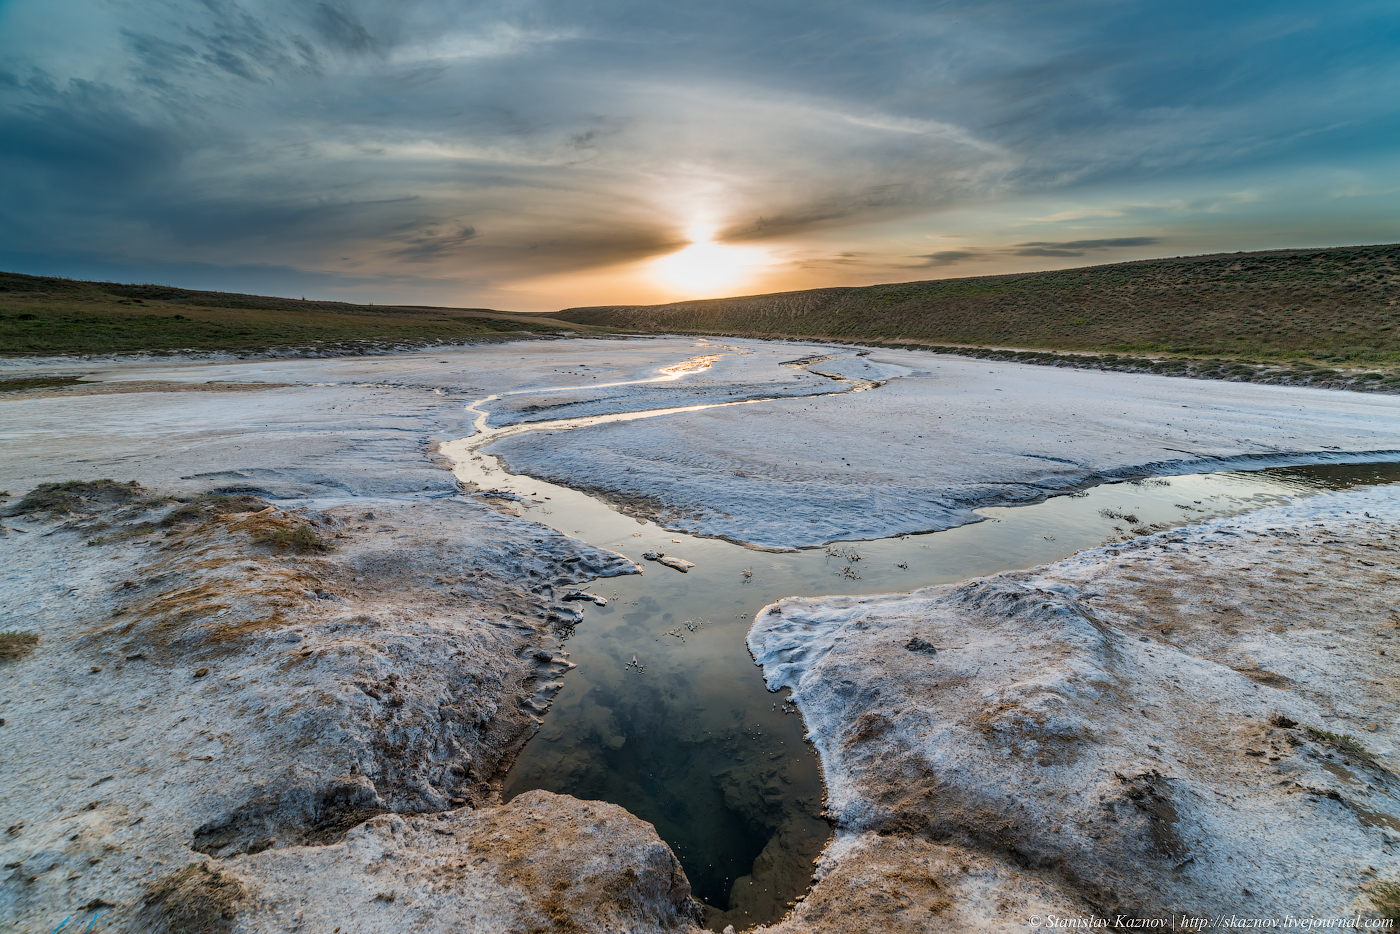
<box><xmin>0</xmin><ymin>631</ymin><xmax>40</xmax><ymax>661</ymax></box>
<box><xmin>8</xmin><ymin>246</ymin><xmax>1397</xmax><ymax>373</ymax></box>
<box><xmin>1305</xmin><ymin>726</ymin><xmax>1379</xmax><ymax>767</ymax></box>
<box><xmin>0</xmin><ymin>271</ymin><xmax>597</xmax><ymax>356</ymax></box>
<box><xmin>555</xmin><ymin>243</ymin><xmax>1400</xmax><ymax>371</ymax></box>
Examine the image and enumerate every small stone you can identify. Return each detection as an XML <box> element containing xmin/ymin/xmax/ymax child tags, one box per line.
<box><xmin>193</xmin><ymin>667</ymin><xmax>210</xmax><ymax>678</ymax></box>
<box><xmin>563</xmin><ymin>591</ymin><xmax>608</xmax><ymax>606</ymax></box>
<box><xmin>1366</xmin><ymin>723</ymin><xmax>1380</xmax><ymax>732</ymax></box>
<box><xmin>905</xmin><ymin>637</ymin><xmax>938</xmax><ymax>655</ymax></box>
<box><xmin>89</xmin><ymin>666</ymin><xmax>101</xmax><ymax>673</ymax></box>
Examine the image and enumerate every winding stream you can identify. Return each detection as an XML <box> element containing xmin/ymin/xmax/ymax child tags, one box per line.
<box><xmin>440</xmin><ymin>348</ymin><xmax>1400</xmax><ymax>930</ymax></box>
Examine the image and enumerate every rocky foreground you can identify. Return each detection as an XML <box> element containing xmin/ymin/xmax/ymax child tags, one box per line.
<box><xmin>6</xmin><ymin>478</ymin><xmax>1398</xmax><ymax>934</ymax></box>
<box><xmin>4</xmin><ymin>341</ymin><xmax>1400</xmax><ymax>933</ymax></box>
<box><xmin>0</xmin><ymin>481</ymin><xmax>701</xmax><ymax>933</ymax></box>
<box><xmin>752</xmin><ymin>486</ymin><xmax>1400</xmax><ymax>932</ymax></box>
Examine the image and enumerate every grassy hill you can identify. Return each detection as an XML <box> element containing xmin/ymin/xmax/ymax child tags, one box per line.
<box><xmin>556</xmin><ymin>244</ymin><xmax>1400</xmax><ymax>367</ymax></box>
<box><xmin>0</xmin><ymin>271</ymin><xmax>592</xmax><ymax>357</ymax></box>
<box><xmin>5</xmin><ymin>245</ymin><xmax>1398</xmax><ymax>392</ymax></box>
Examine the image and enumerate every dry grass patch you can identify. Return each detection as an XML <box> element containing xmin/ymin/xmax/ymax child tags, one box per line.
<box><xmin>140</xmin><ymin>863</ymin><xmax>247</xmax><ymax>934</ymax></box>
<box><xmin>86</xmin><ymin>493</ymin><xmax>271</xmax><ymax>545</ymax></box>
<box><xmin>159</xmin><ymin>494</ymin><xmax>270</xmax><ymax>528</ymax></box>
<box><xmin>0</xmin><ymin>631</ymin><xmax>39</xmax><ymax>661</ymax></box>
<box><xmin>1369</xmin><ymin>881</ymin><xmax>1400</xmax><ymax>925</ymax></box>
<box><xmin>7</xmin><ymin>479</ymin><xmax>150</xmax><ymax>517</ymax></box>
<box><xmin>96</xmin><ymin>507</ymin><xmax>326</xmax><ymax>658</ymax></box>
<box><xmin>253</xmin><ymin>523</ymin><xmax>331</xmax><ymax>553</ymax></box>
<box><xmin>215</xmin><ymin>501</ymin><xmax>337</xmax><ymax>554</ymax></box>
<box><xmin>140</xmin><ymin>582</ymin><xmax>234</xmax><ymax>630</ymax></box>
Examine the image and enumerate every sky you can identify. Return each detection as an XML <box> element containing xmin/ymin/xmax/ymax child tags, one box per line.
<box><xmin>1</xmin><ymin>1</ymin><xmax>1398</xmax><ymax>311</ymax></box>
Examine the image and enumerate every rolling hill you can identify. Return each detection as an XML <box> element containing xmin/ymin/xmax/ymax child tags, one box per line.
<box><xmin>0</xmin><ymin>271</ymin><xmax>588</xmax><ymax>357</ymax></box>
<box><xmin>556</xmin><ymin>244</ymin><xmax>1400</xmax><ymax>366</ymax></box>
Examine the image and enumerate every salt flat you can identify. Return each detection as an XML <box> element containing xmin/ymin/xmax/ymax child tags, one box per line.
<box><xmin>0</xmin><ymin>338</ymin><xmax>840</xmax><ymax>502</ymax></box>
<box><xmin>3</xmin><ymin>335</ymin><xmax>1399</xmax><ymax>933</ymax></box>
<box><xmin>486</xmin><ymin>343</ymin><xmax>1400</xmax><ymax>548</ymax></box>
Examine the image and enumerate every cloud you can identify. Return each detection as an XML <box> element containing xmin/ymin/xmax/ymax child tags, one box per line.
<box><xmin>912</xmin><ymin>250</ymin><xmax>979</xmax><ymax>267</ymax></box>
<box><xmin>1012</xmin><ymin>236</ymin><xmax>1161</xmax><ymax>256</ymax></box>
<box><xmin>0</xmin><ymin>1</ymin><xmax>1396</xmax><ymax>307</ymax></box>
<box><xmin>311</xmin><ymin>2</ymin><xmax>380</xmax><ymax>55</ymax></box>
<box><xmin>909</xmin><ymin>236</ymin><xmax>1160</xmax><ymax>266</ymax></box>
<box><xmin>386</xmin><ymin>223</ymin><xmax>478</xmax><ymax>262</ymax></box>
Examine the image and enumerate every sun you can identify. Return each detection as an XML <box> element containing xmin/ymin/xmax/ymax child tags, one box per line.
<box><xmin>650</xmin><ymin>228</ymin><xmax>764</xmax><ymax>297</ymax></box>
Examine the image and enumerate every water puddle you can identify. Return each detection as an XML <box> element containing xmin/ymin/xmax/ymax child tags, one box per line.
<box><xmin>439</xmin><ymin>359</ymin><xmax>1400</xmax><ymax>930</ymax></box>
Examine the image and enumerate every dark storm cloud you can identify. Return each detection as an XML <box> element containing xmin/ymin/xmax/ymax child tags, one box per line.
<box><xmin>0</xmin><ymin>70</ymin><xmax>186</xmax><ymax>187</ymax></box>
<box><xmin>0</xmin><ymin>0</ymin><xmax>1396</xmax><ymax>304</ymax></box>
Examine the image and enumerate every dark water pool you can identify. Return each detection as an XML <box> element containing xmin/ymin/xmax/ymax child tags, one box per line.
<box><xmin>500</xmin><ymin>460</ymin><xmax>1400</xmax><ymax>930</ymax></box>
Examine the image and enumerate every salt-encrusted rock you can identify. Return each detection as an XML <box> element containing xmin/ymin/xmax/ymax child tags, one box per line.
<box><xmin>563</xmin><ymin>590</ymin><xmax>608</xmax><ymax>606</ymax></box>
<box><xmin>0</xmin><ymin>489</ymin><xmax>642</xmax><ymax>931</ymax></box>
<box><xmin>218</xmin><ymin>791</ymin><xmax>702</xmax><ymax>933</ymax></box>
<box><xmin>640</xmin><ymin>552</ymin><xmax>695</xmax><ymax>572</ymax></box>
<box><xmin>754</xmin><ymin>486</ymin><xmax>1400</xmax><ymax>932</ymax></box>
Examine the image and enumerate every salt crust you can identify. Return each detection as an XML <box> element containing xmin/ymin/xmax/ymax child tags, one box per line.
<box><xmin>4</xmin><ymin>338</ymin><xmax>1400</xmax><ymax>932</ymax></box>
<box><xmin>488</xmin><ymin>343</ymin><xmax>1400</xmax><ymax>548</ymax></box>
<box><xmin>752</xmin><ymin>487</ymin><xmax>1400</xmax><ymax>930</ymax></box>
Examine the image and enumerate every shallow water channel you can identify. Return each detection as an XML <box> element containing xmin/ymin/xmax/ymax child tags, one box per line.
<box><xmin>440</xmin><ymin>384</ymin><xmax>1400</xmax><ymax>929</ymax></box>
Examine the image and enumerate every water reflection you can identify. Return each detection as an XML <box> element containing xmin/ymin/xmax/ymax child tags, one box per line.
<box><xmin>503</xmin><ymin>460</ymin><xmax>1400</xmax><ymax>929</ymax></box>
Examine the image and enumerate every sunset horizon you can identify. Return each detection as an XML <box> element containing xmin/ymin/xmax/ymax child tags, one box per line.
<box><xmin>3</xmin><ymin>2</ymin><xmax>1397</xmax><ymax>311</ymax></box>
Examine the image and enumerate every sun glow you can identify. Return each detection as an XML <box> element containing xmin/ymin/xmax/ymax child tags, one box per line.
<box><xmin>649</xmin><ymin>227</ymin><xmax>767</xmax><ymax>297</ymax></box>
